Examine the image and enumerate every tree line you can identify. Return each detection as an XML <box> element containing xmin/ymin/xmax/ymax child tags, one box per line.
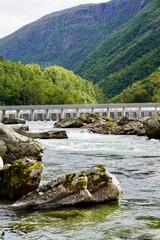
<box><xmin>0</xmin><ymin>57</ymin><xmax>104</xmax><ymax>105</ymax></box>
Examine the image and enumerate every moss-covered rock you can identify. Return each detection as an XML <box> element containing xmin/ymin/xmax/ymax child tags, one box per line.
<box><xmin>9</xmin><ymin>164</ymin><xmax>122</xmax><ymax>211</ymax></box>
<box><xmin>0</xmin><ymin>158</ymin><xmax>43</xmax><ymax>200</ymax></box>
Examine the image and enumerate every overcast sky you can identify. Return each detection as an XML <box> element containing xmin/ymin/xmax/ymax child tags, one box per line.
<box><xmin>0</xmin><ymin>0</ymin><xmax>110</xmax><ymax>39</ymax></box>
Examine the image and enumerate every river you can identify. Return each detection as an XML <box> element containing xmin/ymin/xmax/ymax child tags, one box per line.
<box><xmin>1</xmin><ymin>121</ymin><xmax>160</xmax><ymax>240</ymax></box>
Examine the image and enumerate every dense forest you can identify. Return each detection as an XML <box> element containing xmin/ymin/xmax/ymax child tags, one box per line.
<box><xmin>110</xmin><ymin>67</ymin><xmax>160</xmax><ymax>103</ymax></box>
<box><xmin>0</xmin><ymin>57</ymin><xmax>104</xmax><ymax>105</ymax></box>
<box><xmin>0</xmin><ymin>0</ymin><xmax>159</xmax><ymax>104</ymax></box>
<box><xmin>76</xmin><ymin>0</ymin><xmax>160</xmax><ymax>98</ymax></box>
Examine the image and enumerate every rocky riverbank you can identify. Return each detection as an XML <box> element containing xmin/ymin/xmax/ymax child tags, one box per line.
<box><xmin>0</xmin><ymin>122</ymin><xmax>122</xmax><ymax>210</ymax></box>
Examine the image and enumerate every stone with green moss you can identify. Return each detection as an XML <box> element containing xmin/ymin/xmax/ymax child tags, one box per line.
<box><xmin>0</xmin><ymin>158</ymin><xmax>43</xmax><ymax>200</ymax></box>
<box><xmin>9</xmin><ymin>164</ymin><xmax>122</xmax><ymax>212</ymax></box>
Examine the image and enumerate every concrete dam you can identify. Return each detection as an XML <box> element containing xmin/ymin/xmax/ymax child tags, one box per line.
<box><xmin>0</xmin><ymin>103</ymin><xmax>160</xmax><ymax>121</ymax></box>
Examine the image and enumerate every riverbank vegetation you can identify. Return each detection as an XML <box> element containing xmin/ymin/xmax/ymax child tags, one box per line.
<box><xmin>0</xmin><ymin>57</ymin><xmax>104</xmax><ymax>105</ymax></box>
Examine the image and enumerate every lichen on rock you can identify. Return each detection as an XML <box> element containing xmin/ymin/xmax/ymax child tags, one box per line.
<box><xmin>0</xmin><ymin>158</ymin><xmax>43</xmax><ymax>200</ymax></box>
<box><xmin>9</xmin><ymin>164</ymin><xmax>122</xmax><ymax>211</ymax></box>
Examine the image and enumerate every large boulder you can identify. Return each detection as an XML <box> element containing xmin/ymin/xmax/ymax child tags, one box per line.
<box><xmin>9</xmin><ymin>164</ymin><xmax>122</xmax><ymax>211</ymax></box>
<box><xmin>0</xmin><ymin>123</ymin><xmax>43</xmax><ymax>164</ymax></box>
<box><xmin>112</xmin><ymin>116</ymin><xmax>146</xmax><ymax>136</ymax></box>
<box><xmin>143</xmin><ymin>117</ymin><xmax>160</xmax><ymax>139</ymax></box>
<box><xmin>0</xmin><ymin>158</ymin><xmax>43</xmax><ymax>200</ymax></box>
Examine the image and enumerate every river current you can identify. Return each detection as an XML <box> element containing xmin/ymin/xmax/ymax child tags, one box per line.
<box><xmin>0</xmin><ymin>121</ymin><xmax>160</xmax><ymax>240</ymax></box>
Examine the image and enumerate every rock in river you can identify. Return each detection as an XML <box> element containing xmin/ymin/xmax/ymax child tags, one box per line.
<box><xmin>2</xmin><ymin>117</ymin><xmax>26</xmax><ymax>124</ymax></box>
<box><xmin>9</xmin><ymin>164</ymin><xmax>122</xmax><ymax>211</ymax></box>
<box><xmin>0</xmin><ymin>158</ymin><xmax>43</xmax><ymax>200</ymax></box>
<box><xmin>19</xmin><ymin>130</ymin><xmax>68</xmax><ymax>139</ymax></box>
<box><xmin>112</xmin><ymin>116</ymin><xmax>146</xmax><ymax>136</ymax></box>
<box><xmin>0</xmin><ymin>123</ymin><xmax>43</xmax><ymax>164</ymax></box>
<box><xmin>143</xmin><ymin>117</ymin><xmax>160</xmax><ymax>139</ymax></box>
<box><xmin>54</xmin><ymin>113</ymin><xmax>113</xmax><ymax>128</ymax></box>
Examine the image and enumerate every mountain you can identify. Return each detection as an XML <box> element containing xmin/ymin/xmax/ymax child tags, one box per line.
<box><xmin>0</xmin><ymin>57</ymin><xmax>104</xmax><ymax>105</ymax></box>
<box><xmin>0</xmin><ymin>0</ymin><xmax>147</xmax><ymax>70</ymax></box>
<box><xmin>76</xmin><ymin>0</ymin><xmax>160</xmax><ymax>98</ymax></box>
<box><xmin>109</xmin><ymin>67</ymin><xmax>160</xmax><ymax>103</ymax></box>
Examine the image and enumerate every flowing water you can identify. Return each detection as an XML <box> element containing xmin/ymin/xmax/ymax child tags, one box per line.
<box><xmin>0</xmin><ymin>121</ymin><xmax>160</xmax><ymax>240</ymax></box>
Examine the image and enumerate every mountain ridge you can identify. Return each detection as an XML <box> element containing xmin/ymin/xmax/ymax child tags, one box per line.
<box><xmin>0</xmin><ymin>0</ymin><xmax>147</xmax><ymax>70</ymax></box>
<box><xmin>76</xmin><ymin>0</ymin><xmax>160</xmax><ymax>98</ymax></box>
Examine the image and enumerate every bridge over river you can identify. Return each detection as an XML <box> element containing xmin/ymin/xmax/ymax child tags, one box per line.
<box><xmin>0</xmin><ymin>103</ymin><xmax>160</xmax><ymax>121</ymax></box>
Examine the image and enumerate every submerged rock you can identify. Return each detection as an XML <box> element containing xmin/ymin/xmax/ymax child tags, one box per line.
<box><xmin>19</xmin><ymin>130</ymin><xmax>68</xmax><ymax>139</ymax></box>
<box><xmin>0</xmin><ymin>123</ymin><xmax>43</xmax><ymax>164</ymax></box>
<box><xmin>0</xmin><ymin>158</ymin><xmax>43</xmax><ymax>200</ymax></box>
<box><xmin>143</xmin><ymin>117</ymin><xmax>160</xmax><ymax>139</ymax></box>
<box><xmin>9</xmin><ymin>164</ymin><xmax>122</xmax><ymax>211</ymax></box>
<box><xmin>2</xmin><ymin>117</ymin><xmax>26</xmax><ymax>124</ymax></box>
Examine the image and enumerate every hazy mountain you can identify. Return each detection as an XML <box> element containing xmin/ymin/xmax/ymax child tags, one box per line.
<box><xmin>0</xmin><ymin>0</ymin><xmax>147</xmax><ymax>70</ymax></box>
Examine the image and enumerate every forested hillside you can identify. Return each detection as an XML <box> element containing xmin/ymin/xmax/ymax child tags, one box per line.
<box><xmin>110</xmin><ymin>67</ymin><xmax>160</xmax><ymax>103</ymax></box>
<box><xmin>0</xmin><ymin>0</ymin><xmax>147</xmax><ymax>70</ymax></box>
<box><xmin>0</xmin><ymin>0</ymin><xmax>159</xmax><ymax>103</ymax></box>
<box><xmin>0</xmin><ymin>57</ymin><xmax>104</xmax><ymax>105</ymax></box>
<box><xmin>76</xmin><ymin>0</ymin><xmax>160</xmax><ymax>98</ymax></box>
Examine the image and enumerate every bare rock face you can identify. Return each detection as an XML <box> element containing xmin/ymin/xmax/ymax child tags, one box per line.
<box><xmin>0</xmin><ymin>123</ymin><xmax>43</xmax><ymax>164</ymax></box>
<box><xmin>10</xmin><ymin>164</ymin><xmax>122</xmax><ymax>211</ymax></box>
<box><xmin>0</xmin><ymin>158</ymin><xmax>43</xmax><ymax>200</ymax></box>
<box><xmin>143</xmin><ymin>117</ymin><xmax>160</xmax><ymax>139</ymax></box>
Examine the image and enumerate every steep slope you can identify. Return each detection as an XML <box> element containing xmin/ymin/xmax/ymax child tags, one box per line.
<box><xmin>76</xmin><ymin>0</ymin><xmax>160</xmax><ymax>98</ymax></box>
<box><xmin>0</xmin><ymin>0</ymin><xmax>147</xmax><ymax>70</ymax></box>
<box><xmin>0</xmin><ymin>57</ymin><xmax>104</xmax><ymax>105</ymax></box>
<box><xmin>109</xmin><ymin>67</ymin><xmax>160</xmax><ymax>103</ymax></box>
